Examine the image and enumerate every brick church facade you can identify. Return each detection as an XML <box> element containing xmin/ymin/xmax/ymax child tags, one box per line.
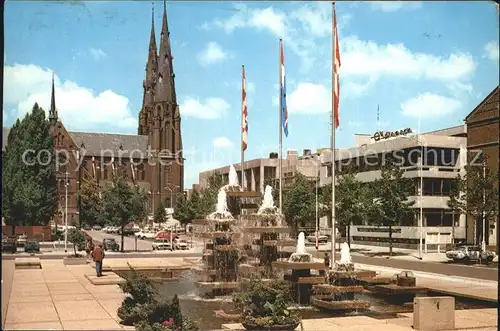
<box><xmin>2</xmin><ymin>4</ymin><xmax>184</xmax><ymax>225</ymax></box>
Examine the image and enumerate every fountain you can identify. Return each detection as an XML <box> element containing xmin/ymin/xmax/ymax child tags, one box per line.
<box><xmin>311</xmin><ymin>242</ymin><xmax>370</xmax><ymax>311</ymax></box>
<box><xmin>191</xmin><ymin>168</ymin><xmax>261</xmax><ymax>298</ymax></box>
<box><xmin>288</xmin><ymin>232</ymin><xmax>312</xmax><ymax>263</ymax></box>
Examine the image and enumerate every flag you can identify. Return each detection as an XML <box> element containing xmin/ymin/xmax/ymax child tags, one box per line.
<box><xmin>242</xmin><ymin>65</ymin><xmax>248</xmax><ymax>151</ymax></box>
<box><xmin>333</xmin><ymin>5</ymin><xmax>341</xmax><ymax>129</ymax></box>
<box><xmin>280</xmin><ymin>40</ymin><xmax>289</xmax><ymax>137</ymax></box>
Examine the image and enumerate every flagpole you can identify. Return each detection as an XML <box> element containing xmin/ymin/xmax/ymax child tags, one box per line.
<box><xmin>330</xmin><ymin>1</ymin><xmax>337</xmax><ymax>268</ymax></box>
<box><xmin>241</xmin><ymin>64</ymin><xmax>245</xmax><ymax>190</ymax></box>
<box><xmin>278</xmin><ymin>39</ymin><xmax>283</xmax><ymax>214</ymax></box>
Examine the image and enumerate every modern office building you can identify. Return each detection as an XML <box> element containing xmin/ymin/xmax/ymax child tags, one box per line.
<box><xmin>320</xmin><ymin>125</ymin><xmax>468</xmax><ymax>249</ymax></box>
<box><xmin>464</xmin><ymin>86</ymin><xmax>499</xmax><ymax>251</ymax></box>
<box><xmin>199</xmin><ymin>150</ymin><xmax>321</xmax><ymax>194</ymax></box>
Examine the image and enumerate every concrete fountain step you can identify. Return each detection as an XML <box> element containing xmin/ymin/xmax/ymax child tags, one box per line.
<box><xmin>14</xmin><ymin>257</ymin><xmax>42</xmax><ymax>269</ymax></box>
<box><xmin>84</xmin><ymin>272</ymin><xmax>126</xmax><ymax>285</ymax></box>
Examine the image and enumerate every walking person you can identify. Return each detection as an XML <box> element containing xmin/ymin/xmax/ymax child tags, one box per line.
<box><xmin>92</xmin><ymin>244</ymin><xmax>105</xmax><ymax>277</ymax></box>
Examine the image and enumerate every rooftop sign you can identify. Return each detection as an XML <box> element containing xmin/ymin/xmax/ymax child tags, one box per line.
<box><xmin>372</xmin><ymin>128</ymin><xmax>413</xmax><ymax>142</ymax></box>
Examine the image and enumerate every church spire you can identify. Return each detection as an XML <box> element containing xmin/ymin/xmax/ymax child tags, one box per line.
<box><xmin>49</xmin><ymin>72</ymin><xmax>58</xmax><ymax>125</ymax></box>
<box><xmin>155</xmin><ymin>0</ymin><xmax>176</xmax><ymax>103</ymax></box>
<box><xmin>143</xmin><ymin>2</ymin><xmax>158</xmax><ymax>108</ymax></box>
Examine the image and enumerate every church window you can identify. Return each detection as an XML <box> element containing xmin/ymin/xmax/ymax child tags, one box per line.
<box><xmin>171</xmin><ymin>128</ymin><xmax>176</xmax><ymax>152</ymax></box>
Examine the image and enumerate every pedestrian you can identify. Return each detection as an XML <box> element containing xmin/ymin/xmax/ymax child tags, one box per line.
<box><xmin>324</xmin><ymin>251</ymin><xmax>330</xmax><ymax>269</ymax></box>
<box><xmin>92</xmin><ymin>244</ymin><xmax>105</xmax><ymax>277</ymax></box>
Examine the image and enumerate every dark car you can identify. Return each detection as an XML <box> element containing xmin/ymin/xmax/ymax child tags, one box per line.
<box><xmin>83</xmin><ymin>225</ymin><xmax>92</xmax><ymax>231</ymax></box>
<box><xmin>2</xmin><ymin>236</ymin><xmax>17</xmax><ymax>253</ymax></box>
<box><xmin>24</xmin><ymin>239</ymin><xmax>40</xmax><ymax>253</ymax></box>
<box><xmin>102</xmin><ymin>238</ymin><xmax>120</xmax><ymax>251</ymax></box>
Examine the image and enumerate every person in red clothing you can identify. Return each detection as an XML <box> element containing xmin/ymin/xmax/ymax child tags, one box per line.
<box><xmin>91</xmin><ymin>244</ymin><xmax>105</xmax><ymax>277</ymax></box>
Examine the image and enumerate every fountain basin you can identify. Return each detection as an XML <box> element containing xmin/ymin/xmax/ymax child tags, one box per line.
<box><xmin>225</xmin><ymin>191</ymin><xmax>261</xmax><ymax>197</ymax></box>
<box><xmin>192</xmin><ymin>218</ymin><xmax>236</xmax><ymax>225</ymax></box>
<box><xmin>195</xmin><ymin>281</ymin><xmax>240</xmax><ymax>290</ymax></box>
<box><xmin>311</xmin><ymin>297</ymin><xmax>370</xmax><ymax>311</ymax></box>
<box><xmin>296</xmin><ymin>277</ymin><xmax>326</xmax><ymax>284</ymax></box>
<box><xmin>313</xmin><ymin>284</ymin><xmax>364</xmax><ymax>294</ymax></box>
<box><xmin>245</xmin><ymin>226</ymin><xmax>290</xmax><ymax>234</ymax></box>
<box><xmin>262</xmin><ymin>239</ymin><xmax>296</xmax><ymax>246</ymax></box>
<box><xmin>195</xmin><ymin>232</ymin><xmax>242</xmax><ymax>239</ymax></box>
<box><xmin>272</xmin><ymin>260</ymin><xmax>325</xmax><ymax>270</ymax></box>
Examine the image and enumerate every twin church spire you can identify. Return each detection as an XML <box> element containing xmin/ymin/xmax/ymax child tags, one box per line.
<box><xmin>143</xmin><ymin>0</ymin><xmax>176</xmax><ymax>109</ymax></box>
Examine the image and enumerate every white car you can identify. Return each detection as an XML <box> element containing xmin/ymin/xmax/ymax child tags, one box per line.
<box><xmin>173</xmin><ymin>239</ymin><xmax>188</xmax><ymax>250</ymax></box>
<box><xmin>152</xmin><ymin>239</ymin><xmax>172</xmax><ymax>250</ymax></box>
<box><xmin>135</xmin><ymin>230</ymin><xmax>155</xmax><ymax>240</ymax></box>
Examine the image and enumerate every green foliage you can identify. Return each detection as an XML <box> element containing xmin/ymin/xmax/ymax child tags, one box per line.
<box><xmin>67</xmin><ymin>228</ymin><xmax>85</xmax><ymax>256</ymax></box>
<box><xmin>2</xmin><ymin>103</ymin><xmax>58</xmax><ymax>230</ymax></box>
<box><xmin>335</xmin><ymin>173</ymin><xmax>377</xmax><ymax>245</ymax></box>
<box><xmin>188</xmin><ymin>190</ymin><xmax>203</xmax><ymax>220</ymax></box>
<box><xmin>371</xmin><ymin>161</ymin><xmax>415</xmax><ymax>255</ymax></box>
<box><xmin>448</xmin><ymin>163</ymin><xmax>499</xmax><ymax>244</ymax></box>
<box><xmin>102</xmin><ymin>168</ymin><xmax>148</xmax><ymax>252</ymax></box>
<box><xmin>79</xmin><ymin>181</ymin><xmax>103</xmax><ymax>227</ymax></box>
<box><xmin>282</xmin><ymin>173</ymin><xmax>315</xmax><ymax>232</ymax></box>
<box><xmin>118</xmin><ymin>270</ymin><xmax>198</xmax><ymax>330</ymax></box>
<box><xmin>154</xmin><ymin>200</ymin><xmax>167</xmax><ymax>224</ymax></box>
<box><xmin>199</xmin><ymin>172</ymin><xmax>224</xmax><ymax>216</ymax></box>
<box><xmin>173</xmin><ymin>195</ymin><xmax>191</xmax><ymax>225</ymax></box>
<box><xmin>233</xmin><ymin>278</ymin><xmax>300</xmax><ymax>327</ymax></box>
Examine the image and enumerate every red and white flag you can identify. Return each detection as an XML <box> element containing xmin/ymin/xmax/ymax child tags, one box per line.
<box><xmin>333</xmin><ymin>4</ymin><xmax>341</xmax><ymax>129</ymax></box>
<box><xmin>242</xmin><ymin>65</ymin><xmax>248</xmax><ymax>151</ymax></box>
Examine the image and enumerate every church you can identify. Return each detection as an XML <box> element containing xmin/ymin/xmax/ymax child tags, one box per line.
<box><xmin>2</xmin><ymin>3</ymin><xmax>184</xmax><ymax>225</ymax></box>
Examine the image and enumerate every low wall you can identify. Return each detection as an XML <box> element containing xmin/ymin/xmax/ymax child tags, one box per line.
<box><xmin>2</xmin><ymin>226</ymin><xmax>52</xmax><ymax>242</ymax></box>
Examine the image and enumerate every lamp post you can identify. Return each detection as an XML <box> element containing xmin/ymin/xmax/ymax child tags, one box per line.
<box><xmin>481</xmin><ymin>164</ymin><xmax>486</xmax><ymax>251</ymax></box>
<box><xmin>165</xmin><ymin>184</ymin><xmax>180</xmax><ymax>209</ymax></box>
<box><xmin>64</xmin><ymin>172</ymin><xmax>69</xmax><ymax>253</ymax></box>
<box><xmin>315</xmin><ymin>159</ymin><xmax>319</xmax><ymax>250</ymax></box>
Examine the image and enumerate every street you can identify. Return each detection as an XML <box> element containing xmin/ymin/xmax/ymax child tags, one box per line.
<box><xmin>84</xmin><ymin>230</ymin><xmax>199</xmax><ymax>252</ymax></box>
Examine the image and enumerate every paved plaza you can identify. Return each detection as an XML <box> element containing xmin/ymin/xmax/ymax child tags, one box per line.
<box><xmin>1</xmin><ymin>257</ymin><xmax>498</xmax><ymax>330</ymax></box>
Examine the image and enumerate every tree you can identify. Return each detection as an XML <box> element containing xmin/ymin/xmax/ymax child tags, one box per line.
<box><xmin>154</xmin><ymin>199</ymin><xmax>167</xmax><ymax>224</ymax></box>
<box><xmin>189</xmin><ymin>190</ymin><xmax>203</xmax><ymax>220</ymax></box>
<box><xmin>282</xmin><ymin>173</ymin><xmax>315</xmax><ymax>235</ymax></box>
<box><xmin>448</xmin><ymin>161</ymin><xmax>498</xmax><ymax>246</ymax></box>
<box><xmin>335</xmin><ymin>172</ymin><xmax>376</xmax><ymax>246</ymax></box>
<box><xmin>2</xmin><ymin>103</ymin><xmax>58</xmax><ymax>232</ymax></box>
<box><xmin>173</xmin><ymin>195</ymin><xmax>192</xmax><ymax>226</ymax></box>
<box><xmin>371</xmin><ymin>161</ymin><xmax>415</xmax><ymax>256</ymax></box>
<box><xmin>67</xmin><ymin>228</ymin><xmax>85</xmax><ymax>257</ymax></box>
<box><xmin>199</xmin><ymin>172</ymin><xmax>224</xmax><ymax>216</ymax></box>
<box><xmin>79</xmin><ymin>180</ymin><xmax>103</xmax><ymax>227</ymax></box>
<box><xmin>102</xmin><ymin>168</ymin><xmax>148</xmax><ymax>252</ymax></box>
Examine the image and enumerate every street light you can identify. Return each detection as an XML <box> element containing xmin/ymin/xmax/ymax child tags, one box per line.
<box><xmin>64</xmin><ymin>172</ymin><xmax>69</xmax><ymax>253</ymax></box>
<box><xmin>481</xmin><ymin>164</ymin><xmax>486</xmax><ymax>251</ymax></box>
<box><xmin>148</xmin><ymin>191</ymin><xmax>160</xmax><ymax>225</ymax></box>
<box><xmin>165</xmin><ymin>184</ymin><xmax>180</xmax><ymax>209</ymax></box>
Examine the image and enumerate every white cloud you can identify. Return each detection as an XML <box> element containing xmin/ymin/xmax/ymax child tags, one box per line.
<box><xmin>212</xmin><ymin>136</ymin><xmax>233</xmax><ymax>149</ymax></box>
<box><xmin>447</xmin><ymin>81</ymin><xmax>473</xmax><ymax>98</ymax></box>
<box><xmin>483</xmin><ymin>41</ymin><xmax>499</xmax><ymax>62</ymax></box>
<box><xmin>197</xmin><ymin>42</ymin><xmax>229</xmax><ymax>66</ymax></box>
<box><xmin>3</xmin><ymin>63</ymin><xmax>137</xmax><ymax>131</ymax></box>
<box><xmin>369</xmin><ymin>1</ymin><xmax>422</xmax><ymax>12</ymax></box>
<box><xmin>179</xmin><ymin>97</ymin><xmax>230</xmax><ymax>119</ymax></box>
<box><xmin>89</xmin><ymin>48</ymin><xmax>107</xmax><ymax>61</ymax></box>
<box><xmin>340</xmin><ymin>36</ymin><xmax>476</xmax><ymax>82</ymax></box>
<box><xmin>401</xmin><ymin>93</ymin><xmax>462</xmax><ymax>118</ymax></box>
<box><xmin>287</xmin><ymin>83</ymin><xmax>331</xmax><ymax>114</ymax></box>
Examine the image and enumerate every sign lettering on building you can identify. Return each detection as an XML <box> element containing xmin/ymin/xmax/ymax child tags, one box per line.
<box><xmin>372</xmin><ymin>128</ymin><xmax>413</xmax><ymax>142</ymax></box>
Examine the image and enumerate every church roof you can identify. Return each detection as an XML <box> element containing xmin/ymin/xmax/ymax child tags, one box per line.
<box><xmin>2</xmin><ymin>127</ymin><xmax>149</xmax><ymax>158</ymax></box>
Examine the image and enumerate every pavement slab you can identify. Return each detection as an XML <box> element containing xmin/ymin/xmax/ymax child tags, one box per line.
<box><xmin>8</xmin><ymin>295</ymin><xmax>52</xmax><ymax>303</ymax></box>
<box><xmin>10</xmin><ymin>283</ymin><xmax>49</xmax><ymax>296</ymax></box>
<box><xmin>6</xmin><ymin>301</ymin><xmax>59</xmax><ymax>324</ymax></box>
<box><xmin>51</xmin><ymin>293</ymin><xmax>95</xmax><ymax>302</ymax></box>
<box><xmin>60</xmin><ymin>318</ymin><xmax>123</xmax><ymax>330</ymax></box>
<box><xmin>54</xmin><ymin>299</ymin><xmax>112</xmax><ymax>321</ymax></box>
<box><xmin>97</xmin><ymin>299</ymin><xmax>123</xmax><ymax>321</ymax></box>
<box><xmin>4</xmin><ymin>321</ymin><xmax>63</xmax><ymax>330</ymax></box>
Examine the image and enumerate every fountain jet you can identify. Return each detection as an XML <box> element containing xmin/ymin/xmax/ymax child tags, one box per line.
<box><xmin>288</xmin><ymin>232</ymin><xmax>312</xmax><ymax>263</ymax></box>
<box><xmin>207</xmin><ymin>189</ymin><xmax>234</xmax><ymax>221</ymax></box>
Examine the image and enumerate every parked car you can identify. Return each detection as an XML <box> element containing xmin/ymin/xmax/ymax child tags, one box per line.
<box><xmin>92</xmin><ymin>225</ymin><xmax>102</xmax><ymax>231</ymax></box>
<box><xmin>102</xmin><ymin>238</ymin><xmax>120</xmax><ymax>251</ymax></box>
<box><xmin>2</xmin><ymin>237</ymin><xmax>17</xmax><ymax>253</ymax></box>
<box><xmin>83</xmin><ymin>225</ymin><xmax>92</xmax><ymax>231</ymax></box>
<box><xmin>152</xmin><ymin>239</ymin><xmax>172</xmax><ymax>250</ymax></box>
<box><xmin>24</xmin><ymin>239</ymin><xmax>40</xmax><ymax>253</ymax></box>
<box><xmin>445</xmin><ymin>245</ymin><xmax>496</xmax><ymax>263</ymax></box>
<box><xmin>173</xmin><ymin>238</ymin><xmax>188</xmax><ymax>250</ymax></box>
<box><xmin>17</xmin><ymin>234</ymin><xmax>27</xmax><ymax>247</ymax></box>
<box><xmin>306</xmin><ymin>234</ymin><xmax>329</xmax><ymax>244</ymax></box>
<box><xmin>135</xmin><ymin>230</ymin><xmax>156</xmax><ymax>240</ymax></box>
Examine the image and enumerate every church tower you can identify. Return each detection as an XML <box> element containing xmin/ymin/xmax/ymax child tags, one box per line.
<box><xmin>138</xmin><ymin>1</ymin><xmax>184</xmax><ymax>210</ymax></box>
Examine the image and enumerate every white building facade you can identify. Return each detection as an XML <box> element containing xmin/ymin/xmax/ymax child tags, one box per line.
<box><xmin>319</xmin><ymin>125</ymin><xmax>468</xmax><ymax>250</ymax></box>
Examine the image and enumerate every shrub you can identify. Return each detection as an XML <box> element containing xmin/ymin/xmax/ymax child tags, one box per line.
<box><xmin>117</xmin><ymin>269</ymin><xmax>198</xmax><ymax>331</ymax></box>
<box><xmin>233</xmin><ymin>278</ymin><xmax>300</xmax><ymax>327</ymax></box>
<box><xmin>67</xmin><ymin>228</ymin><xmax>85</xmax><ymax>256</ymax></box>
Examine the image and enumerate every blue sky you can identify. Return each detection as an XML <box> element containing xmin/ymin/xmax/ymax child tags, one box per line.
<box><xmin>4</xmin><ymin>1</ymin><xmax>499</xmax><ymax>186</ymax></box>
